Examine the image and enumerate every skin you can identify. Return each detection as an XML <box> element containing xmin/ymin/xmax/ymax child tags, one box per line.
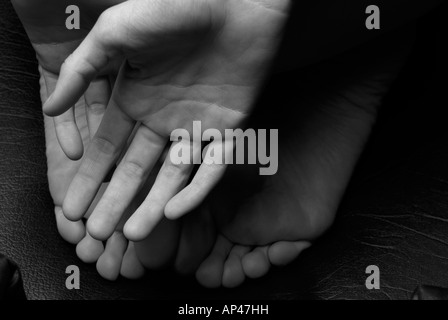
<box><xmin>42</xmin><ymin>0</ymin><xmax>293</xmax><ymax>243</ymax></box>
<box><xmin>166</xmin><ymin>29</ymin><xmax>414</xmax><ymax>287</ymax></box>
<box><xmin>11</xmin><ymin>0</ymin><xmax>126</xmax><ymax>158</ymax></box>
<box><xmin>12</xmin><ymin>0</ymin><xmax>443</xmax><ymax>285</ymax></box>
<box><xmin>40</xmin><ymin>0</ymin><xmax>444</xmax><ymax>246</ymax></box>
<box><xmin>39</xmin><ymin>64</ymin><xmax>146</xmax><ymax>280</ymax></box>
<box><xmin>12</xmin><ymin>0</ymin><xmax>176</xmax><ymax>280</ymax></box>
<box><xmin>12</xmin><ymin>0</ymin><xmax>121</xmax><ymax>253</ymax></box>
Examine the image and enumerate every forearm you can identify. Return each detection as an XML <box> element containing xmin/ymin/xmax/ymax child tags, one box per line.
<box><xmin>275</xmin><ymin>0</ymin><xmax>444</xmax><ymax>70</ymax></box>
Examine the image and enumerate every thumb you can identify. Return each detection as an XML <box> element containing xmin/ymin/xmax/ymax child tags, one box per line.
<box><xmin>42</xmin><ymin>7</ymin><xmax>123</xmax><ymax>117</ymax></box>
<box><xmin>43</xmin><ymin>0</ymin><xmax>223</xmax><ymax>117</ymax></box>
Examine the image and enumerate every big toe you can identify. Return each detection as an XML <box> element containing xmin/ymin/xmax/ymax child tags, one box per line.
<box><xmin>222</xmin><ymin>245</ymin><xmax>251</xmax><ymax>288</ymax></box>
<box><xmin>196</xmin><ymin>235</ymin><xmax>232</xmax><ymax>288</ymax></box>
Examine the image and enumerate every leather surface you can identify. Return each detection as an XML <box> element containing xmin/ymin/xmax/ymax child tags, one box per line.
<box><xmin>0</xmin><ymin>253</ymin><xmax>27</xmax><ymax>299</ymax></box>
<box><xmin>1</xmin><ymin>0</ymin><xmax>448</xmax><ymax>299</ymax></box>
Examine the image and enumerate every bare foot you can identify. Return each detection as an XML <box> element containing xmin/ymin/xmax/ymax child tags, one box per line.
<box><xmin>42</xmin><ymin>69</ymin><xmax>180</xmax><ymax>281</ymax></box>
<box><xmin>14</xmin><ymin>0</ymin><xmax>181</xmax><ymax>281</ymax></box>
<box><xmin>174</xmin><ymin>31</ymin><xmax>413</xmax><ymax>288</ymax></box>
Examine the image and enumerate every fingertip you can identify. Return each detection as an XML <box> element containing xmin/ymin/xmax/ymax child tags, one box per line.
<box><xmin>164</xmin><ymin>197</ymin><xmax>191</xmax><ymax>220</ymax></box>
<box><xmin>54</xmin><ymin>208</ymin><xmax>86</xmax><ymax>244</ymax></box>
<box><xmin>164</xmin><ymin>201</ymin><xmax>181</xmax><ymax>220</ymax></box>
<box><xmin>122</xmin><ymin>221</ymin><xmax>143</xmax><ymax>242</ymax></box>
<box><xmin>61</xmin><ymin>142</ymin><xmax>84</xmax><ymax>161</ymax></box>
<box><xmin>55</xmin><ymin>122</ymin><xmax>84</xmax><ymax>160</ymax></box>
<box><xmin>86</xmin><ymin>217</ymin><xmax>113</xmax><ymax>241</ymax></box>
<box><xmin>43</xmin><ymin>90</ymin><xmax>74</xmax><ymax>117</ymax></box>
<box><xmin>62</xmin><ymin>201</ymin><xmax>84</xmax><ymax>222</ymax></box>
<box><xmin>123</xmin><ymin>217</ymin><xmax>156</xmax><ymax>242</ymax></box>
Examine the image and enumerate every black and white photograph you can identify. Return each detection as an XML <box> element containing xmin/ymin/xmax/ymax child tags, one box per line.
<box><xmin>0</xmin><ymin>0</ymin><xmax>447</xmax><ymax>305</ymax></box>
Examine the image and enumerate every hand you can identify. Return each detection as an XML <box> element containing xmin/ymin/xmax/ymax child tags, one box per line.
<box><xmin>43</xmin><ymin>0</ymin><xmax>292</xmax><ymax>242</ymax></box>
<box><xmin>12</xmin><ymin>0</ymin><xmax>125</xmax><ymax>159</ymax></box>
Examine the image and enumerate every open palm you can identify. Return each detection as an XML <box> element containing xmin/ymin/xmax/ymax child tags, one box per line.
<box><xmin>43</xmin><ymin>0</ymin><xmax>292</xmax><ymax>242</ymax></box>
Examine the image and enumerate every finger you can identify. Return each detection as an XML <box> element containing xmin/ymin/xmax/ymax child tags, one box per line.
<box><xmin>40</xmin><ymin>66</ymin><xmax>84</xmax><ymax>159</ymax></box>
<box><xmin>124</xmin><ymin>139</ymin><xmax>198</xmax><ymax>241</ymax></box>
<box><xmin>62</xmin><ymin>100</ymin><xmax>135</xmax><ymax>221</ymax></box>
<box><xmin>42</xmin><ymin>10</ymin><xmax>121</xmax><ymax>117</ymax></box>
<box><xmin>87</xmin><ymin>125</ymin><xmax>166</xmax><ymax>240</ymax></box>
<box><xmin>165</xmin><ymin>140</ymin><xmax>229</xmax><ymax>219</ymax></box>
<box><xmin>53</xmin><ymin>109</ymin><xmax>84</xmax><ymax>160</ymax></box>
<box><xmin>42</xmin><ymin>0</ymin><xmax>221</xmax><ymax>117</ymax></box>
<box><xmin>85</xmin><ymin>77</ymin><xmax>110</xmax><ymax>139</ymax></box>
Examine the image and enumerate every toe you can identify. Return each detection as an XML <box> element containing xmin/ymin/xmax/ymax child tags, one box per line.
<box><xmin>174</xmin><ymin>206</ymin><xmax>215</xmax><ymax>275</ymax></box>
<box><xmin>76</xmin><ymin>232</ymin><xmax>105</xmax><ymax>263</ymax></box>
<box><xmin>55</xmin><ymin>206</ymin><xmax>85</xmax><ymax>244</ymax></box>
<box><xmin>222</xmin><ymin>245</ymin><xmax>250</xmax><ymax>288</ymax></box>
<box><xmin>96</xmin><ymin>232</ymin><xmax>127</xmax><ymax>281</ymax></box>
<box><xmin>242</xmin><ymin>246</ymin><xmax>270</xmax><ymax>279</ymax></box>
<box><xmin>120</xmin><ymin>242</ymin><xmax>146</xmax><ymax>280</ymax></box>
<box><xmin>196</xmin><ymin>235</ymin><xmax>232</xmax><ymax>288</ymax></box>
<box><xmin>268</xmin><ymin>241</ymin><xmax>311</xmax><ymax>266</ymax></box>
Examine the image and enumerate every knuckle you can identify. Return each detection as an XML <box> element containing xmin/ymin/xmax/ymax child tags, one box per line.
<box><xmin>97</xmin><ymin>8</ymin><xmax>115</xmax><ymax>28</ymax></box>
<box><xmin>162</xmin><ymin>161</ymin><xmax>192</xmax><ymax>183</ymax></box>
<box><xmin>91</xmin><ymin>136</ymin><xmax>118</xmax><ymax>156</ymax></box>
<box><xmin>121</xmin><ymin>159</ymin><xmax>146</xmax><ymax>180</ymax></box>
<box><xmin>95</xmin><ymin>8</ymin><xmax>122</xmax><ymax>47</ymax></box>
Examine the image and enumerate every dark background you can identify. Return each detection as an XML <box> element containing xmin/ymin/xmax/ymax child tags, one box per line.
<box><xmin>1</xmin><ymin>0</ymin><xmax>448</xmax><ymax>299</ymax></box>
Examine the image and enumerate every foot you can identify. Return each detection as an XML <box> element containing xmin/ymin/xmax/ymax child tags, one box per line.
<box><xmin>176</xmin><ymin>31</ymin><xmax>412</xmax><ymax>288</ymax></box>
<box><xmin>16</xmin><ymin>0</ymin><xmax>180</xmax><ymax>281</ymax></box>
<box><xmin>42</xmin><ymin>71</ymin><xmax>179</xmax><ymax>280</ymax></box>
